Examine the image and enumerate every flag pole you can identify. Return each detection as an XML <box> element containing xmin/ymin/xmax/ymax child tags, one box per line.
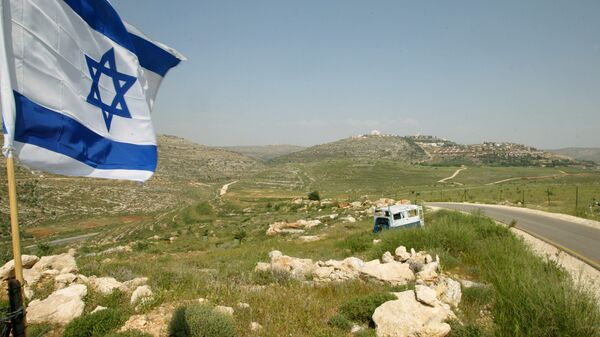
<box><xmin>6</xmin><ymin>154</ymin><xmax>24</xmax><ymax>285</ymax></box>
<box><xmin>0</xmin><ymin>0</ymin><xmax>24</xmax><ymax>286</ymax></box>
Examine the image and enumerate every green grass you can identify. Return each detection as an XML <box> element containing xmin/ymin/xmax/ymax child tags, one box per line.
<box><xmin>368</xmin><ymin>210</ymin><xmax>600</xmax><ymax>337</ymax></box>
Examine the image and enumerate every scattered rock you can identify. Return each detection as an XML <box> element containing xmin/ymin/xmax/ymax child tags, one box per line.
<box><xmin>313</xmin><ymin>257</ymin><xmax>364</xmax><ymax>282</ymax></box>
<box><xmin>54</xmin><ymin>273</ymin><xmax>77</xmax><ymax>289</ymax></box>
<box><xmin>415</xmin><ymin>285</ymin><xmax>438</xmax><ymax>307</ymax></box>
<box><xmin>267</xmin><ymin>219</ymin><xmax>321</xmax><ymax>235</ymax></box>
<box><xmin>381</xmin><ymin>251</ymin><xmax>395</xmax><ymax>264</ymax></box>
<box><xmin>343</xmin><ymin>216</ymin><xmax>357</xmax><ymax>223</ymax></box>
<box><xmin>351</xmin><ymin>324</ymin><xmax>365</xmax><ymax>333</ymax></box>
<box><xmin>373</xmin><ymin>239</ymin><xmax>382</xmax><ymax>245</ymax></box>
<box><xmin>0</xmin><ymin>255</ymin><xmax>40</xmax><ymax>280</ymax></box>
<box><xmin>437</xmin><ymin>277</ymin><xmax>462</xmax><ymax>308</ymax></box>
<box><xmin>130</xmin><ymin>285</ymin><xmax>154</xmax><ymax>305</ymax></box>
<box><xmin>269</xmin><ymin>251</ymin><xmax>315</xmax><ymax>279</ymax></box>
<box><xmin>298</xmin><ymin>235</ymin><xmax>320</xmax><ymax>242</ymax></box>
<box><xmin>33</xmin><ymin>253</ymin><xmax>78</xmax><ymax>274</ymax></box>
<box><xmin>27</xmin><ymin>284</ymin><xmax>87</xmax><ymax>325</ymax></box>
<box><xmin>120</xmin><ymin>277</ymin><xmax>149</xmax><ymax>292</ymax></box>
<box><xmin>91</xmin><ymin>306</ymin><xmax>107</xmax><ymax>314</ymax></box>
<box><xmin>360</xmin><ymin>260</ymin><xmax>415</xmax><ymax>286</ymax></box>
<box><xmin>250</xmin><ymin>321</ymin><xmax>263</xmax><ymax>331</ymax></box>
<box><xmin>215</xmin><ymin>305</ymin><xmax>234</xmax><ymax>316</ymax></box>
<box><xmin>88</xmin><ymin>276</ymin><xmax>123</xmax><ymax>295</ymax></box>
<box><xmin>394</xmin><ymin>246</ymin><xmax>411</xmax><ymax>262</ymax></box>
<box><xmin>237</xmin><ymin>302</ymin><xmax>250</xmax><ymax>309</ymax></box>
<box><xmin>120</xmin><ymin>303</ymin><xmax>174</xmax><ymax>337</ymax></box>
<box><xmin>372</xmin><ymin>290</ymin><xmax>455</xmax><ymax>337</ymax></box>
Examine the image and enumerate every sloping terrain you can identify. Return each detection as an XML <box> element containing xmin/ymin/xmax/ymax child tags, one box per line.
<box><xmin>548</xmin><ymin>147</ymin><xmax>600</xmax><ymax>164</ymax></box>
<box><xmin>273</xmin><ymin>135</ymin><xmax>427</xmax><ymax>163</ymax></box>
<box><xmin>0</xmin><ymin>135</ymin><xmax>263</xmax><ymax>234</ymax></box>
<box><xmin>221</xmin><ymin>145</ymin><xmax>306</xmax><ymax>161</ymax></box>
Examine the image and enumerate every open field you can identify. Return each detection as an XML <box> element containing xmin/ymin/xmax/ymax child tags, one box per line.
<box><xmin>1</xmin><ymin>153</ymin><xmax>599</xmax><ymax>336</ymax></box>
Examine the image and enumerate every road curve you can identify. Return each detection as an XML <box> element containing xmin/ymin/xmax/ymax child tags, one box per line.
<box><xmin>427</xmin><ymin>202</ymin><xmax>600</xmax><ymax>269</ymax></box>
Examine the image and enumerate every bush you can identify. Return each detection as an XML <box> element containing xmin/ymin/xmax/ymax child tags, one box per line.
<box><xmin>339</xmin><ymin>292</ymin><xmax>396</xmax><ymax>324</ymax></box>
<box><xmin>307</xmin><ymin>191</ymin><xmax>320</xmax><ymax>201</ymax></box>
<box><xmin>448</xmin><ymin>322</ymin><xmax>491</xmax><ymax>337</ymax></box>
<box><xmin>168</xmin><ymin>304</ymin><xmax>235</xmax><ymax>337</ymax></box>
<box><xmin>63</xmin><ymin>309</ymin><xmax>126</xmax><ymax>337</ymax></box>
<box><xmin>328</xmin><ymin>313</ymin><xmax>351</xmax><ymax>330</ymax></box>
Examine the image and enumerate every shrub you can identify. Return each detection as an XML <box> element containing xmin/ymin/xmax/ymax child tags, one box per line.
<box><xmin>168</xmin><ymin>304</ymin><xmax>235</xmax><ymax>337</ymax></box>
<box><xmin>63</xmin><ymin>308</ymin><xmax>126</xmax><ymax>337</ymax></box>
<box><xmin>448</xmin><ymin>322</ymin><xmax>491</xmax><ymax>337</ymax></box>
<box><xmin>307</xmin><ymin>191</ymin><xmax>320</xmax><ymax>201</ymax></box>
<box><xmin>339</xmin><ymin>292</ymin><xmax>396</xmax><ymax>324</ymax></box>
<box><xmin>328</xmin><ymin>313</ymin><xmax>351</xmax><ymax>330</ymax></box>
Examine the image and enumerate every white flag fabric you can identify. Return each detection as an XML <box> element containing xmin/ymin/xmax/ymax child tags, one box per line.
<box><xmin>0</xmin><ymin>0</ymin><xmax>184</xmax><ymax>182</ymax></box>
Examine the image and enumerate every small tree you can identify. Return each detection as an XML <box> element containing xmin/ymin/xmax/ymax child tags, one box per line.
<box><xmin>546</xmin><ymin>188</ymin><xmax>554</xmax><ymax>206</ymax></box>
<box><xmin>307</xmin><ymin>191</ymin><xmax>321</xmax><ymax>201</ymax></box>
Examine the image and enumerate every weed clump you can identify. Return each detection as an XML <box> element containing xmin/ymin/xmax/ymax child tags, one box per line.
<box><xmin>328</xmin><ymin>313</ymin><xmax>352</xmax><ymax>330</ymax></box>
<box><xmin>168</xmin><ymin>304</ymin><xmax>235</xmax><ymax>337</ymax></box>
<box><xmin>63</xmin><ymin>308</ymin><xmax>126</xmax><ymax>337</ymax></box>
<box><xmin>338</xmin><ymin>292</ymin><xmax>396</xmax><ymax>325</ymax></box>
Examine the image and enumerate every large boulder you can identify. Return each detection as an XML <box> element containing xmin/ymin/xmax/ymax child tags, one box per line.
<box><xmin>372</xmin><ymin>290</ymin><xmax>455</xmax><ymax>337</ymax></box>
<box><xmin>0</xmin><ymin>255</ymin><xmax>40</xmax><ymax>280</ymax></box>
<box><xmin>27</xmin><ymin>284</ymin><xmax>87</xmax><ymax>325</ymax></box>
<box><xmin>360</xmin><ymin>260</ymin><xmax>415</xmax><ymax>286</ymax></box>
<box><xmin>33</xmin><ymin>253</ymin><xmax>78</xmax><ymax>274</ymax></box>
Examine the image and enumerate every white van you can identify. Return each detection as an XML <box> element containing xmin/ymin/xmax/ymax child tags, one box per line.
<box><xmin>373</xmin><ymin>204</ymin><xmax>424</xmax><ymax>233</ymax></box>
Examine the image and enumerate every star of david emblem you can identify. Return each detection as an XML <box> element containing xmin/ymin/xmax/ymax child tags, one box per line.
<box><xmin>85</xmin><ymin>48</ymin><xmax>137</xmax><ymax>131</ymax></box>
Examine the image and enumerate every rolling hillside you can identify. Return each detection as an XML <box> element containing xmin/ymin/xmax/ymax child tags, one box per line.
<box><xmin>0</xmin><ymin>135</ymin><xmax>263</xmax><ymax>233</ymax></box>
<box><xmin>273</xmin><ymin>135</ymin><xmax>427</xmax><ymax>163</ymax></box>
<box><xmin>548</xmin><ymin>148</ymin><xmax>600</xmax><ymax>164</ymax></box>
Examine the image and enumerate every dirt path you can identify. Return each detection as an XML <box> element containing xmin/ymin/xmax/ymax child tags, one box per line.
<box><xmin>219</xmin><ymin>181</ymin><xmax>238</xmax><ymax>196</ymax></box>
<box><xmin>486</xmin><ymin>170</ymin><xmax>569</xmax><ymax>185</ymax></box>
<box><xmin>438</xmin><ymin>166</ymin><xmax>467</xmax><ymax>183</ymax></box>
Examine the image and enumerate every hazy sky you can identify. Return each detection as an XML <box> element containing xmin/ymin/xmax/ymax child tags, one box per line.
<box><xmin>112</xmin><ymin>0</ymin><xmax>600</xmax><ymax>148</ymax></box>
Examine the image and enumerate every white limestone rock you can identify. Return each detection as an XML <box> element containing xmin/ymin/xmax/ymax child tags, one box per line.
<box><xmin>27</xmin><ymin>284</ymin><xmax>87</xmax><ymax>325</ymax></box>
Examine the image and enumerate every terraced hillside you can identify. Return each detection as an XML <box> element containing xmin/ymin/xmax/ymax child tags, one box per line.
<box><xmin>0</xmin><ymin>135</ymin><xmax>263</xmax><ymax>235</ymax></box>
<box><xmin>273</xmin><ymin>135</ymin><xmax>427</xmax><ymax>163</ymax></box>
<box><xmin>221</xmin><ymin>145</ymin><xmax>306</xmax><ymax>161</ymax></box>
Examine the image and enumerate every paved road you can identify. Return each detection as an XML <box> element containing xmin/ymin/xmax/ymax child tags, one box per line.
<box><xmin>24</xmin><ymin>232</ymin><xmax>99</xmax><ymax>249</ymax></box>
<box><xmin>428</xmin><ymin>202</ymin><xmax>600</xmax><ymax>269</ymax></box>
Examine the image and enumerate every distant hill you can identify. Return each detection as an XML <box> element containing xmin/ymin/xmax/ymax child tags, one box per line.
<box><xmin>548</xmin><ymin>148</ymin><xmax>600</xmax><ymax>164</ymax></box>
<box><xmin>0</xmin><ymin>135</ymin><xmax>263</xmax><ymax>232</ymax></box>
<box><xmin>273</xmin><ymin>135</ymin><xmax>427</xmax><ymax>163</ymax></box>
<box><xmin>221</xmin><ymin>145</ymin><xmax>306</xmax><ymax>161</ymax></box>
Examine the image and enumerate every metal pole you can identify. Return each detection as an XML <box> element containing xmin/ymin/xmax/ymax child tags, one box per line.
<box><xmin>8</xmin><ymin>279</ymin><xmax>25</xmax><ymax>337</ymax></box>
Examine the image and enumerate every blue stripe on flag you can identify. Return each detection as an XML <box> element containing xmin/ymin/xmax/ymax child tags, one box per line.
<box><xmin>62</xmin><ymin>0</ymin><xmax>134</xmax><ymax>51</ymax></box>
<box><xmin>13</xmin><ymin>91</ymin><xmax>157</xmax><ymax>171</ymax></box>
<box><xmin>63</xmin><ymin>0</ymin><xmax>179</xmax><ymax>77</ymax></box>
<box><xmin>129</xmin><ymin>34</ymin><xmax>181</xmax><ymax>76</ymax></box>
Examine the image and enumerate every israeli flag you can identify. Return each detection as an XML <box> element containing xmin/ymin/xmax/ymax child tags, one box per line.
<box><xmin>0</xmin><ymin>0</ymin><xmax>184</xmax><ymax>182</ymax></box>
